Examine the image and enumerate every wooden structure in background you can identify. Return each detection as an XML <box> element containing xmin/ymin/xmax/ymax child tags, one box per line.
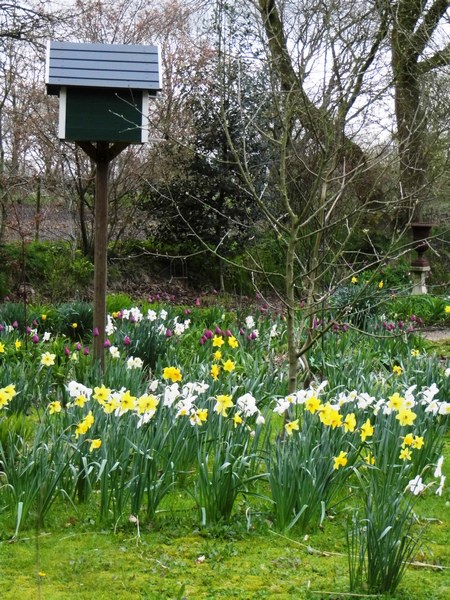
<box><xmin>46</xmin><ymin>41</ymin><xmax>161</xmax><ymax>366</ymax></box>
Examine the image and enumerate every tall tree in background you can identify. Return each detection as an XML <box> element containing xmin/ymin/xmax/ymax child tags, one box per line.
<box><xmin>389</xmin><ymin>0</ymin><xmax>450</xmax><ymax>220</ymax></box>
<box><xmin>215</xmin><ymin>0</ymin><xmax>412</xmax><ymax>391</ymax></box>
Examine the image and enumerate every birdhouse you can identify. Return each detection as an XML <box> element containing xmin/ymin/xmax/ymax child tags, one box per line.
<box><xmin>45</xmin><ymin>41</ymin><xmax>161</xmax><ymax>143</ymax></box>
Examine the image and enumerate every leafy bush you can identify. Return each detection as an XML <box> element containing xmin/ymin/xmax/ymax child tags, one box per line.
<box><xmin>387</xmin><ymin>295</ymin><xmax>450</xmax><ymax>326</ymax></box>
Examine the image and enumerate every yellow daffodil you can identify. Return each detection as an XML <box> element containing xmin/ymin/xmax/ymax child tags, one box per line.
<box><xmin>196</xmin><ymin>408</ymin><xmax>208</xmax><ymax>422</ymax></box>
<box><xmin>223</xmin><ymin>359</ymin><xmax>235</xmax><ymax>372</ymax></box>
<box><xmin>233</xmin><ymin>412</ymin><xmax>243</xmax><ymax>427</ymax></box>
<box><xmin>211</xmin><ymin>364</ymin><xmax>220</xmax><ymax>380</ymax></box>
<box><xmin>343</xmin><ymin>413</ymin><xmax>356</xmax><ymax>433</ymax></box>
<box><xmin>388</xmin><ymin>392</ymin><xmax>405</xmax><ymax>411</ymax></box>
<box><xmin>84</xmin><ymin>411</ymin><xmax>94</xmax><ymax>427</ymax></box>
<box><xmin>163</xmin><ymin>366</ymin><xmax>182</xmax><ymax>382</ymax></box>
<box><xmin>74</xmin><ymin>394</ymin><xmax>87</xmax><ymax>407</ymax></box>
<box><xmin>89</xmin><ymin>439</ymin><xmax>102</xmax><ymax>452</ymax></box>
<box><xmin>214</xmin><ymin>394</ymin><xmax>234</xmax><ymax>417</ymax></box>
<box><xmin>319</xmin><ymin>404</ymin><xmax>342</xmax><ymax>428</ymax></box>
<box><xmin>228</xmin><ymin>336</ymin><xmax>239</xmax><ymax>348</ymax></box>
<box><xmin>15</xmin><ymin>340</ymin><xmax>21</xmax><ymax>351</ymax></box>
<box><xmin>212</xmin><ymin>335</ymin><xmax>225</xmax><ymax>347</ymax></box>
<box><xmin>360</xmin><ymin>418</ymin><xmax>374</xmax><ymax>442</ymax></box>
<box><xmin>75</xmin><ymin>421</ymin><xmax>89</xmax><ymax>438</ymax></box>
<box><xmin>93</xmin><ymin>385</ymin><xmax>111</xmax><ymax>405</ymax></box>
<box><xmin>41</xmin><ymin>314</ymin><xmax>47</xmax><ymax>321</ymax></box>
<box><xmin>402</xmin><ymin>433</ymin><xmax>414</xmax><ymax>447</ymax></box>
<box><xmin>48</xmin><ymin>401</ymin><xmax>62</xmax><ymax>414</ymax></box>
<box><xmin>0</xmin><ymin>389</ymin><xmax>9</xmax><ymax>408</ymax></box>
<box><xmin>392</xmin><ymin>365</ymin><xmax>403</xmax><ymax>375</ymax></box>
<box><xmin>285</xmin><ymin>419</ymin><xmax>299</xmax><ymax>436</ymax></box>
<box><xmin>305</xmin><ymin>396</ymin><xmax>321</xmax><ymax>414</ymax></box>
<box><xmin>351</xmin><ymin>276</ymin><xmax>358</xmax><ymax>284</ymax></box>
<box><xmin>395</xmin><ymin>409</ymin><xmax>417</xmax><ymax>426</ymax></box>
<box><xmin>120</xmin><ymin>390</ymin><xmax>136</xmax><ymax>412</ymax></box>
<box><xmin>213</xmin><ymin>350</ymin><xmax>222</xmax><ymax>361</ymax></box>
<box><xmin>3</xmin><ymin>384</ymin><xmax>16</xmax><ymax>400</ymax></box>
<box><xmin>136</xmin><ymin>394</ymin><xmax>159</xmax><ymax>415</ymax></box>
<box><xmin>399</xmin><ymin>447</ymin><xmax>412</xmax><ymax>461</ymax></box>
<box><xmin>72</xmin><ymin>322</ymin><xmax>78</xmax><ymax>329</ymax></box>
<box><xmin>445</xmin><ymin>305</ymin><xmax>450</xmax><ymax>314</ymax></box>
<box><xmin>411</xmin><ymin>349</ymin><xmax>420</xmax><ymax>357</ymax></box>
<box><xmin>0</xmin><ymin>342</ymin><xmax>4</xmax><ymax>353</ymax></box>
<box><xmin>103</xmin><ymin>397</ymin><xmax>120</xmax><ymax>414</ymax></box>
<box><xmin>333</xmin><ymin>451</ymin><xmax>348</xmax><ymax>470</ymax></box>
<box><xmin>412</xmin><ymin>435</ymin><xmax>424</xmax><ymax>449</ymax></box>
<box><xmin>378</xmin><ymin>280</ymin><xmax>384</xmax><ymax>289</ymax></box>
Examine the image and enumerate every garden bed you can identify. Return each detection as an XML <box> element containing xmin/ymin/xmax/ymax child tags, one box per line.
<box><xmin>0</xmin><ymin>298</ymin><xmax>449</xmax><ymax>598</ymax></box>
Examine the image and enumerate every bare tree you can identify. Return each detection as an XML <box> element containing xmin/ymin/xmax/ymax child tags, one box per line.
<box><xmin>209</xmin><ymin>0</ymin><xmax>416</xmax><ymax>391</ymax></box>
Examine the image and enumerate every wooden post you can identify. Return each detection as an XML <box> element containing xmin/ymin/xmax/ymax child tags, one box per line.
<box><xmin>77</xmin><ymin>141</ymin><xmax>129</xmax><ymax>370</ymax></box>
<box><xmin>93</xmin><ymin>142</ymin><xmax>109</xmax><ymax>367</ymax></box>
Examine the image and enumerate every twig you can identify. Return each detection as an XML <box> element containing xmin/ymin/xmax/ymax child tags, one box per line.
<box><xmin>268</xmin><ymin>529</ymin><xmax>344</xmax><ymax>557</ymax></box>
<box><xmin>309</xmin><ymin>591</ymin><xmax>381</xmax><ymax>598</ymax></box>
<box><xmin>407</xmin><ymin>560</ymin><xmax>447</xmax><ymax>570</ymax></box>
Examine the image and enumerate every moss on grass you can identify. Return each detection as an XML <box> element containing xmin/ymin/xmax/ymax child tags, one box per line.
<box><xmin>1</xmin><ymin>489</ymin><xmax>449</xmax><ymax>600</ymax></box>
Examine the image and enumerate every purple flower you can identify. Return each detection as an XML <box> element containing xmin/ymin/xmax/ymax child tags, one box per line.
<box><xmin>341</xmin><ymin>324</ymin><xmax>348</xmax><ymax>333</ymax></box>
<box><xmin>26</xmin><ymin>326</ymin><xmax>32</xmax><ymax>334</ymax></box>
<box><xmin>64</xmin><ymin>346</ymin><xmax>70</xmax><ymax>357</ymax></box>
<box><xmin>185</xmin><ymin>309</ymin><xmax>191</xmax><ymax>315</ymax></box>
<box><xmin>0</xmin><ymin>324</ymin><xmax>3</xmax><ymax>331</ymax></box>
<box><xmin>123</xmin><ymin>335</ymin><xmax>131</xmax><ymax>346</ymax></box>
<box><xmin>104</xmin><ymin>339</ymin><xmax>111</xmax><ymax>348</ymax></box>
<box><xmin>31</xmin><ymin>334</ymin><xmax>39</xmax><ymax>343</ymax></box>
<box><xmin>397</xmin><ymin>320</ymin><xmax>404</xmax><ymax>329</ymax></box>
<box><xmin>199</xmin><ymin>336</ymin><xmax>206</xmax><ymax>345</ymax></box>
<box><xmin>76</xmin><ymin>342</ymin><xmax>82</xmax><ymax>351</ymax></box>
<box><xmin>250</xmin><ymin>331</ymin><xmax>258</xmax><ymax>340</ymax></box>
<box><xmin>165</xmin><ymin>329</ymin><xmax>173</xmax><ymax>338</ymax></box>
<box><xmin>195</xmin><ymin>298</ymin><xmax>201</xmax><ymax>307</ymax></box>
<box><xmin>83</xmin><ymin>347</ymin><xmax>90</xmax><ymax>355</ymax></box>
<box><xmin>33</xmin><ymin>320</ymin><xmax>38</xmax><ymax>327</ymax></box>
<box><xmin>410</xmin><ymin>314</ymin><xmax>416</xmax><ymax>322</ymax></box>
<box><xmin>12</xmin><ymin>320</ymin><xmax>18</xmax><ymax>329</ymax></box>
<box><xmin>204</xmin><ymin>329</ymin><xmax>213</xmax><ymax>339</ymax></box>
<box><xmin>215</xmin><ymin>326</ymin><xmax>222</xmax><ymax>335</ymax></box>
<box><xmin>93</xmin><ymin>327</ymin><xmax>99</xmax><ymax>337</ymax></box>
<box><xmin>225</xmin><ymin>329</ymin><xmax>232</xmax><ymax>337</ymax></box>
<box><xmin>239</xmin><ymin>328</ymin><xmax>245</xmax><ymax>336</ymax></box>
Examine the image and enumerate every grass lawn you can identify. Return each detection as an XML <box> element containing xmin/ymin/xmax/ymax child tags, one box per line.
<box><xmin>1</xmin><ymin>462</ymin><xmax>449</xmax><ymax>600</ymax></box>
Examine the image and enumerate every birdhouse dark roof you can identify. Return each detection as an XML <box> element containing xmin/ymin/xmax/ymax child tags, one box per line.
<box><xmin>46</xmin><ymin>41</ymin><xmax>161</xmax><ymax>95</ymax></box>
